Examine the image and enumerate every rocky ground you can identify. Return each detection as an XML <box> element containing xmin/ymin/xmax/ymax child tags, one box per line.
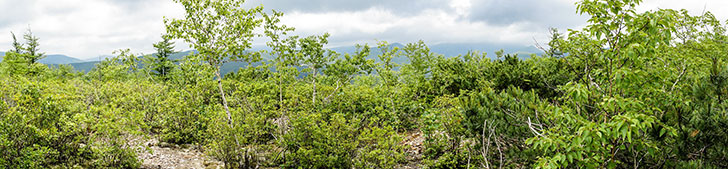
<box><xmin>399</xmin><ymin>130</ymin><xmax>425</xmax><ymax>169</ymax></box>
<box><xmin>128</xmin><ymin>136</ymin><xmax>224</xmax><ymax>169</ymax></box>
<box><xmin>126</xmin><ymin>130</ymin><xmax>425</xmax><ymax>169</ymax></box>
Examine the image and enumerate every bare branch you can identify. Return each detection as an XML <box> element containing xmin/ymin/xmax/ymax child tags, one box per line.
<box><xmin>482</xmin><ymin>120</ymin><xmax>491</xmax><ymax>169</ymax></box>
<box><xmin>324</xmin><ymin>79</ymin><xmax>342</xmax><ymax>103</ymax></box>
<box><xmin>670</xmin><ymin>66</ymin><xmax>687</xmax><ymax>93</ymax></box>
<box><xmin>528</xmin><ymin>117</ymin><xmax>544</xmax><ymax>137</ymax></box>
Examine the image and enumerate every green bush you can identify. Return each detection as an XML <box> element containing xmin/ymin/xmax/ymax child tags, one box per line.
<box><xmin>159</xmin><ymin>89</ymin><xmax>213</xmax><ymax>144</ymax></box>
<box><xmin>0</xmin><ymin>77</ymin><xmax>141</xmax><ymax>168</ymax></box>
<box><xmin>354</xmin><ymin>126</ymin><xmax>406</xmax><ymax>168</ymax></box>
<box><xmin>282</xmin><ymin>112</ymin><xmax>357</xmax><ymax>168</ymax></box>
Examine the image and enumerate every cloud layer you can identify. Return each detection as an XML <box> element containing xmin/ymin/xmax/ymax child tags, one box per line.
<box><xmin>250</xmin><ymin>0</ymin><xmax>588</xmax><ymax>47</ymax></box>
<box><xmin>0</xmin><ymin>0</ymin><xmax>725</xmax><ymax>59</ymax></box>
<box><xmin>0</xmin><ymin>0</ymin><xmax>186</xmax><ymax>59</ymax></box>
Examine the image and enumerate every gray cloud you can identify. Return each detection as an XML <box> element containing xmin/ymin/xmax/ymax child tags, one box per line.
<box><xmin>246</xmin><ymin>0</ymin><xmax>586</xmax><ymax>29</ymax></box>
<box><xmin>246</xmin><ymin>0</ymin><xmax>451</xmax><ymax>16</ymax></box>
<box><xmin>467</xmin><ymin>0</ymin><xmax>586</xmax><ymax>29</ymax></box>
<box><xmin>105</xmin><ymin>0</ymin><xmax>158</xmax><ymax>11</ymax></box>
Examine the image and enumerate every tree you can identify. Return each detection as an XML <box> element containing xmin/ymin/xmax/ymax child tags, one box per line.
<box><xmin>22</xmin><ymin>28</ymin><xmax>44</xmax><ymax>64</ymax></box>
<box><xmin>88</xmin><ymin>49</ymin><xmax>141</xmax><ymax>81</ymax></box>
<box><xmin>263</xmin><ymin>10</ymin><xmax>298</xmax><ymax>111</ymax></box>
<box><xmin>11</xmin><ymin>32</ymin><xmax>22</xmax><ymax>53</ymax></box>
<box><xmin>375</xmin><ymin>41</ymin><xmax>400</xmax><ymax>87</ymax></box>
<box><xmin>152</xmin><ymin>35</ymin><xmax>176</xmax><ymax>80</ymax></box>
<box><xmin>299</xmin><ymin>33</ymin><xmax>336</xmax><ymax>106</ymax></box>
<box><xmin>323</xmin><ymin>44</ymin><xmax>375</xmax><ymax>102</ymax></box>
<box><xmin>2</xmin><ymin>32</ymin><xmax>24</xmax><ymax>74</ymax></box>
<box><xmin>525</xmin><ymin>0</ymin><xmax>691</xmax><ymax>168</ymax></box>
<box><xmin>165</xmin><ymin>0</ymin><xmax>265</xmax><ymax>127</ymax></box>
<box><xmin>3</xmin><ymin>28</ymin><xmax>46</xmax><ymax>76</ymax></box>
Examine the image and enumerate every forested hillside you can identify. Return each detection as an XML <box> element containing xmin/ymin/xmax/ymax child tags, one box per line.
<box><xmin>6</xmin><ymin>42</ymin><xmax>538</xmax><ymax>74</ymax></box>
<box><xmin>1</xmin><ymin>0</ymin><xmax>727</xmax><ymax>168</ymax></box>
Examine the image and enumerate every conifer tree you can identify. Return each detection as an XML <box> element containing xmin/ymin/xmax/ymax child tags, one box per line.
<box><xmin>152</xmin><ymin>35</ymin><xmax>176</xmax><ymax>80</ymax></box>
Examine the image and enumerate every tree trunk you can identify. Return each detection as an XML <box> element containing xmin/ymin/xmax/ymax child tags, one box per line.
<box><xmin>279</xmin><ymin>70</ymin><xmax>284</xmax><ymax>110</ymax></box>
<box><xmin>216</xmin><ymin>70</ymin><xmax>233</xmax><ymax>128</ymax></box>
<box><xmin>312</xmin><ymin>67</ymin><xmax>317</xmax><ymax>105</ymax></box>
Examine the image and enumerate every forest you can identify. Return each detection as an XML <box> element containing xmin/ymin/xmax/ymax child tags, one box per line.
<box><xmin>1</xmin><ymin>0</ymin><xmax>728</xmax><ymax>168</ymax></box>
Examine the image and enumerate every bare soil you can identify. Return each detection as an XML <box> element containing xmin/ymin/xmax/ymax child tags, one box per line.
<box><xmin>127</xmin><ymin>130</ymin><xmax>425</xmax><ymax>169</ymax></box>
<box><xmin>398</xmin><ymin>130</ymin><xmax>425</xmax><ymax>169</ymax></box>
<box><xmin>129</xmin><ymin>136</ymin><xmax>224</xmax><ymax>169</ymax></box>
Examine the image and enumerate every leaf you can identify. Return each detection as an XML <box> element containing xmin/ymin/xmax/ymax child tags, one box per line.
<box><xmin>689</xmin><ymin>130</ymin><xmax>700</xmax><ymax>137</ymax></box>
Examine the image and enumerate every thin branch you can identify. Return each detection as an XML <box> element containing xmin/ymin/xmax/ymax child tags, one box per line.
<box><xmin>323</xmin><ymin>79</ymin><xmax>342</xmax><ymax>103</ymax></box>
<box><xmin>588</xmin><ymin>72</ymin><xmax>604</xmax><ymax>92</ymax></box>
<box><xmin>533</xmin><ymin>37</ymin><xmax>549</xmax><ymax>54</ymax></box>
<box><xmin>670</xmin><ymin>66</ymin><xmax>687</xmax><ymax>92</ymax></box>
<box><xmin>528</xmin><ymin>117</ymin><xmax>544</xmax><ymax>137</ymax></box>
<box><xmin>482</xmin><ymin>119</ymin><xmax>491</xmax><ymax>169</ymax></box>
<box><xmin>493</xmin><ymin>126</ymin><xmax>504</xmax><ymax>168</ymax></box>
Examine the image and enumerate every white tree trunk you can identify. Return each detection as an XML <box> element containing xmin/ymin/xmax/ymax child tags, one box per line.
<box><xmin>216</xmin><ymin>70</ymin><xmax>233</xmax><ymax>128</ymax></box>
<box><xmin>312</xmin><ymin>67</ymin><xmax>317</xmax><ymax>105</ymax></box>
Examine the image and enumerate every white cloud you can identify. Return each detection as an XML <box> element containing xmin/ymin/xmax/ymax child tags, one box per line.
<box><xmin>0</xmin><ymin>0</ymin><xmax>188</xmax><ymax>59</ymax></box>
<box><xmin>450</xmin><ymin>0</ymin><xmax>472</xmax><ymax>17</ymax></box>
<box><xmin>638</xmin><ymin>0</ymin><xmax>728</xmax><ymax>20</ymax></box>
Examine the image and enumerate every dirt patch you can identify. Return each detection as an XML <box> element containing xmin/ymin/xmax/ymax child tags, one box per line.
<box><xmin>398</xmin><ymin>130</ymin><xmax>425</xmax><ymax>169</ymax></box>
<box><xmin>128</xmin><ymin>130</ymin><xmax>424</xmax><ymax>169</ymax></box>
<box><xmin>129</xmin><ymin>136</ymin><xmax>224</xmax><ymax>169</ymax></box>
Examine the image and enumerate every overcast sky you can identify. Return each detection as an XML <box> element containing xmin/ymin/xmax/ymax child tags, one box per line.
<box><xmin>0</xmin><ymin>0</ymin><xmax>726</xmax><ymax>59</ymax></box>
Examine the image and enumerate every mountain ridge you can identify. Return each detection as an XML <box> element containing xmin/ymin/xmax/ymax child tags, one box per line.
<box><xmin>0</xmin><ymin>52</ymin><xmax>84</xmax><ymax>64</ymax></box>
<box><xmin>3</xmin><ymin>42</ymin><xmax>544</xmax><ymax>74</ymax></box>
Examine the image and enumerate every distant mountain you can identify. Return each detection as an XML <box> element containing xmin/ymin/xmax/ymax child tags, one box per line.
<box><xmin>327</xmin><ymin>42</ymin><xmax>542</xmax><ymax>66</ymax></box>
<box><xmin>168</xmin><ymin>50</ymin><xmax>197</xmax><ymax>60</ymax></box>
<box><xmin>0</xmin><ymin>51</ymin><xmax>4</xmax><ymax>62</ymax></box>
<box><xmin>46</xmin><ymin>42</ymin><xmax>545</xmax><ymax>75</ymax></box>
<box><xmin>428</xmin><ymin>42</ymin><xmax>542</xmax><ymax>58</ymax></box>
<box><xmin>0</xmin><ymin>52</ymin><xmax>84</xmax><ymax>64</ymax></box>
<box><xmin>39</xmin><ymin>54</ymin><xmax>83</xmax><ymax>64</ymax></box>
<box><xmin>330</xmin><ymin>42</ymin><xmax>541</xmax><ymax>58</ymax></box>
<box><xmin>329</xmin><ymin>43</ymin><xmax>408</xmax><ymax>65</ymax></box>
<box><xmin>65</xmin><ymin>61</ymin><xmax>100</xmax><ymax>73</ymax></box>
<box><xmin>83</xmin><ymin>55</ymin><xmax>116</xmax><ymax>62</ymax></box>
<box><xmin>63</xmin><ymin>51</ymin><xmax>198</xmax><ymax>73</ymax></box>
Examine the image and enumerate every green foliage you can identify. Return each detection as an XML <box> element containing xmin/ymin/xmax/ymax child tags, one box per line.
<box><xmin>354</xmin><ymin>126</ymin><xmax>406</xmax><ymax>168</ymax></box>
<box><xmin>523</xmin><ymin>0</ymin><xmax>728</xmax><ymax>168</ymax></box>
<box><xmin>165</xmin><ymin>0</ymin><xmax>268</xmax><ymax>142</ymax></box>
<box><xmin>455</xmin><ymin>87</ymin><xmax>542</xmax><ymax>167</ymax></box>
<box><xmin>489</xmin><ymin>51</ymin><xmax>536</xmax><ymax>93</ymax></box>
<box><xmin>430</xmin><ymin>51</ymin><xmax>490</xmax><ymax>96</ymax></box>
<box><xmin>421</xmin><ymin>96</ymin><xmax>471</xmax><ymax>168</ymax></box>
<box><xmin>0</xmin><ymin>76</ymin><xmax>143</xmax><ymax>168</ymax></box>
<box><xmin>299</xmin><ymin>33</ymin><xmax>337</xmax><ymax>106</ymax></box>
<box><xmin>399</xmin><ymin>40</ymin><xmax>437</xmax><ymax>101</ymax></box>
<box><xmin>86</xmin><ymin>49</ymin><xmax>142</xmax><ymax>81</ymax></box>
<box><xmin>282</xmin><ymin>112</ymin><xmax>357</xmax><ymax>168</ymax></box>
<box><xmin>164</xmin><ymin>0</ymin><xmax>264</xmax><ymax>71</ymax></box>
<box><xmin>151</xmin><ymin>35</ymin><xmax>177</xmax><ymax>80</ymax></box>
<box><xmin>375</xmin><ymin>41</ymin><xmax>401</xmax><ymax>86</ymax></box>
<box><xmin>2</xmin><ymin>29</ymin><xmax>49</xmax><ymax>76</ymax></box>
<box><xmin>158</xmin><ymin>87</ymin><xmax>213</xmax><ymax>144</ymax></box>
<box><xmin>3</xmin><ymin>0</ymin><xmax>728</xmax><ymax>168</ymax></box>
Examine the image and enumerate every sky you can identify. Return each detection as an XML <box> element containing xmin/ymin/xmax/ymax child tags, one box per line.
<box><xmin>0</xmin><ymin>0</ymin><xmax>726</xmax><ymax>60</ymax></box>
